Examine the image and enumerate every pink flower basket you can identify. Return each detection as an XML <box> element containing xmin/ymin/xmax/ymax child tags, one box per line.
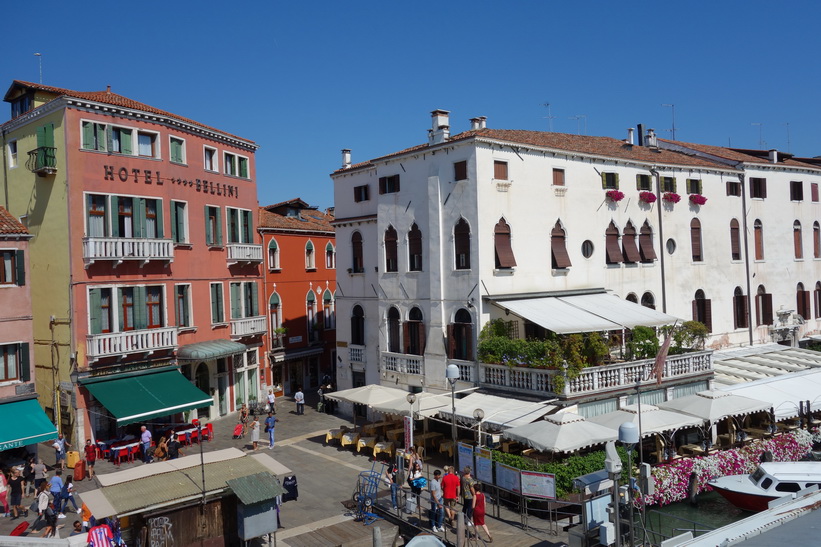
<box><xmin>689</xmin><ymin>194</ymin><xmax>708</xmax><ymax>206</ymax></box>
<box><xmin>639</xmin><ymin>191</ymin><xmax>657</xmax><ymax>204</ymax></box>
<box><xmin>662</xmin><ymin>192</ymin><xmax>681</xmax><ymax>203</ymax></box>
<box><xmin>606</xmin><ymin>190</ymin><xmax>625</xmax><ymax>202</ymax></box>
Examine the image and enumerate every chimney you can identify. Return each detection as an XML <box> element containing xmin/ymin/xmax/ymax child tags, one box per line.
<box><xmin>645</xmin><ymin>128</ymin><xmax>658</xmax><ymax>148</ymax></box>
<box><xmin>627</xmin><ymin>128</ymin><xmax>634</xmax><ymax>145</ymax></box>
<box><xmin>429</xmin><ymin>110</ymin><xmax>450</xmax><ymax>144</ymax></box>
<box><xmin>637</xmin><ymin>123</ymin><xmax>645</xmax><ymax>146</ymax></box>
<box><xmin>341</xmin><ymin>149</ymin><xmax>351</xmax><ymax>169</ymax></box>
<box><xmin>106</xmin><ymin>85</ymin><xmax>111</xmax><ymax>94</ymax></box>
<box><xmin>470</xmin><ymin>117</ymin><xmax>481</xmax><ymax>131</ymax></box>
<box><xmin>769</xmin><ymin>149</ymin><xmax>778</xmax><ymax>163</ymax></box>
<box><xmin>479</xmin><ymin>116</ymin><xmax>487</xmax><ymax>129</ymax></box>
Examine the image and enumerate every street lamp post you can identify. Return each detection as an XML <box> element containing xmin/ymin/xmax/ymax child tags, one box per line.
<box><xmin>473</xmin><ymin>408</ymin><xmax>485</xmax><ymax>447</ymax></box>
<box><xmin>446</xmin><ymin>364</ymin><xmax>460</xmax><ymax>469</ymax></box>
<box><xmin>619</xmin><ymin>422</ymin><xmax>639</xmax><ymax>547</ymax></box>
<box><xmin>406</xmin><ymin>393</ymin><xmax>417</xmax><ymax>452</ymax></box>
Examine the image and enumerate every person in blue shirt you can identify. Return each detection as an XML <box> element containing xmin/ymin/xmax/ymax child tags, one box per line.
<box><xmin>48</xmin><ymin>469</ymin><xmax>65</xmax><ymax>518</ymax></box>
<box><xmin>265</xmin><ymin>411</ymin><xmax>279</xmax><ymax>449</ymax></box>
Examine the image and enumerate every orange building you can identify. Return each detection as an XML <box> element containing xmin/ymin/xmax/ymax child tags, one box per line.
<box><xmin>1</xmin><ymin>81</ymin><xmax>265</xmax><ymax>443</ymax></box>
<box><xmin>259</xmin><ymin>199</ymin><xmax>336</xmax><ymax>396</ymax></box>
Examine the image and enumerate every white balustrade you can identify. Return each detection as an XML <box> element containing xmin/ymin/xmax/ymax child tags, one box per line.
<box><xmin>231</xmin><ymin>316</ymin><xmax>267</xmax><ymax>337</ymax></box>
<box><xmin>83</xmin><ymin>237</ymin><xmax>173</xmax><ymax>266</ymax></box>
<box><xmin>87</xmin><ymin>327</ymin><xmax>177</xmax><ymax>358</ymax></box>
<box><xmin>349</xmin><ymin>345</ymin><xmax>365</xmax><ymax>363</ymax></box>
<box><xmin>227</xmin><ymin>244</ymin><xmax>263</xmax><ymax>263</ymax></box>
<box><xmin>382</xmin><ymin>351</ymin><xmax>423</xmax><ymax>375</ymax></box>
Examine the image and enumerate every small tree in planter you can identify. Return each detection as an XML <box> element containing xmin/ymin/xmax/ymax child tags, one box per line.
<box><xmin>627</xmin><ymin>326</ymin><xmax>660</xmax><ymax>360</ymax></box>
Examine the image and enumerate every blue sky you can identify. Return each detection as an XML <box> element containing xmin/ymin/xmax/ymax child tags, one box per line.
<box><xmin>4</xmin><ymin>1</ymin><xmax>820</xmax><ymax>210</ymax></box>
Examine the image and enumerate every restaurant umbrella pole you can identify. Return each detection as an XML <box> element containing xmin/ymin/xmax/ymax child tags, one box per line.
<box><xmin>198</xmin><ymin>421</ymin><xmax>207</xmax><ymax>535</ymax></box>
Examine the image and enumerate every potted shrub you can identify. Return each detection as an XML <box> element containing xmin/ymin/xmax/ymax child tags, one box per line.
<box><xmin>689</xmin><ymin>194</ymin><xmax>708</xmax><ymax>205</ymax></box>
<box><xmin>639</xmin><ymin>191</ymin><xmax>657</xmax><ymax>204</ymax></box>
<box><xmin>605</xmin><ymin>189</ymin><xmax>625</xmax><ymax>202</ymax></box>
<box><xmin>662</xmin><ymin>192</ymin><xmax>681</xmax><ymax>203</ymax></box>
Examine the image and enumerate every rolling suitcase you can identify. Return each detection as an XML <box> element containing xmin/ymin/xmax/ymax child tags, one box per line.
<box><xmin>66</xmin><ymin>450</ymin><xmax>81</xmax><ymax>469</ymax></box>
<box><xmin>74</xmin><ymin>459</ymin><xmax>86</xmax><ymax>481</ymax></box>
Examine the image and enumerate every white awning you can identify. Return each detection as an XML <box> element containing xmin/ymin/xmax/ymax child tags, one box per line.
<box><xmin>325</xmin><ymin>384</ymin><xmax>410</xmax><ymax>406</ymax></box>
<box><xmin>371</xmin><ymin>392</ymin><xmax>452</xmax><ymax>417</ymax></box>
<box><xmin>656</xmin><ymin>390</ymin><xmax>771</xmax><ymax>424</ymax></box>
<box><xmin>719</xmin><ymin>368</ymin><xmax>821</xmax><ymax>419</ymax></box>
<box><xmin>588</xmin><ymin>404</ymin><xmax>703</xmax><ymax>437</ymax></box>
<box><xmin>433</xmin><ymin>393</ymin><xmax>557</xmax><ymax>430</ymax></box>
<box><xmin>491</xmin><ymin>291</ymin><xmax>678</xmax><ymax>334</ymax></box>
<box><xmin>502</xmin><ymin>412</ymin><xmax>618</xmax><ymax>453</ymax></box>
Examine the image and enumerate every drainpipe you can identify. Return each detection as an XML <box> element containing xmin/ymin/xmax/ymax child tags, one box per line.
<box><xmin>651</xmin><ymin>168</ymin><xmax>667</xmax><ymax>312</ymax></box>
<box><xmin>1</xmin><ymin>128</ymin><xmax>8</xmax><ymax>209</ymax></box>
<box><xmin>739</xmin><ymin>174</ymin><xmax>754</xmax><ymax>345</ymax></box>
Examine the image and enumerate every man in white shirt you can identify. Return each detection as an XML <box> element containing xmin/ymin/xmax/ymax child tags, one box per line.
<box><xmin>294</xmin><ymin>387</ymin><xmax>305</xmax><ymax>415</ymax></box>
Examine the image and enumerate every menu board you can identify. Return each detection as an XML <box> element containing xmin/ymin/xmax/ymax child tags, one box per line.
<box><xmin>457</xmin><ymin>442</ymin><xmax>474</xmax><ymax>473</ymax></box>
<box><xmin>495</xmin><ymin>462</ymin><xmax>521</xmax><ymax>493</ymax></box>
<box><xmin>520</xmin><ymin>470</ymin><xmax>556</xmax><ymax>499</ymax></box>
<box><xmin>474</xmin><ymin>447</ymin><xmax>493</xmax><ymax>484</ymax></box>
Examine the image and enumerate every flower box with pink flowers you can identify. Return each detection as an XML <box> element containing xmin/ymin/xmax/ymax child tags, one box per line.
<box><xmin>689</xmin><ymin>194</ymin><xmax>708</xmax><ymax>206</ymax></box>
<box><xmin>639</xmin><ymin>191</ymin><xmax>657</xmax><ymax>204</ymax></box>
<box><xmin>605</xmin><ymin>190</ymin><xmax>625</xmax><ymax>202</ymax></box>
<box><xmin>662</xmin><ymin>192</ymin><xmax>681</xmax><ymax>203</ymax></box>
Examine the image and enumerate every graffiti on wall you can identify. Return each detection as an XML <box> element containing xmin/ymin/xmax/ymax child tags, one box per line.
<box><xmin>147</xmin><ymin>516</ymin><xmax>174</xmax><ymax>547</ymax></box>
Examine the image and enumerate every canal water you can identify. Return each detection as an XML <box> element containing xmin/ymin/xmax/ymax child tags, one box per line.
<box><xmin>639</xmin><ymin>490</ymin><xmax>748</xmax><ymax>544</ymax></box>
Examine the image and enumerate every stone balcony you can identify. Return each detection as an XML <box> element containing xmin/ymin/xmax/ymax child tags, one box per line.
<box><xmin>230</xmin><ymin>316</ymin><xmax>266</xmax><ymax>338</ymax></box>
<box><xmin>87</xmin><ymin>327</ymin><xmax>177</xmax><ymax>361</ymax></box>
<box><xmin>349</xmin><ymin>344</ymin><xmax>366</xmax><ymax>365</ymax></box>
<box><xmin>382</xmin><ymin>351</ymin><xmax>423</xmax><ymax>376</ymax></box>
<box><xmin>227</xmin><ymin>243</ymin><xmax>263</xmax><ymax>265</ymax></box>
<box><xmin>82</xmin><ymin>237</ymin><xmax>174</xmax><ymax>268</ymax></box>
<box><xmin>474</xmin><ymin>350</ymin><xmax>713</xmax><ymax>400</ymax></box>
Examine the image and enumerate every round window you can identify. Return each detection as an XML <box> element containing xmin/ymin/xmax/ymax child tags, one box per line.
<box><xmin>666</xmin><ymin>238</ymin><xmax>676</xmax><ymax>255</ymax></box>
<box><xmin>581</xmin><ymin>240</ymin><xmax>594</xmax><ymax>258</ymax></box>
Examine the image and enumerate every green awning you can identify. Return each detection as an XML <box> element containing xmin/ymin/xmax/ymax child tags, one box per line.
<box><xmin>177</xmin><ymin>340</ymin><xmax>247</xmax><ymax>361</ymax></box>
<box><xmin>83</xmin><ymin>370</ymin><xmax>213</xmax><ymax>426</ymax></box>
<box><xmin>0</xmin><ymin>399</ymin><xmax>58</xmax><ymax>450</ymax></box>
<box><xmin>227</xmin><ymin>472</ymin><xmax>286</xmax><ymax>505</ymax></box>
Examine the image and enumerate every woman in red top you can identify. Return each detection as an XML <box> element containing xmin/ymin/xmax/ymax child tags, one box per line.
<box><xmin>84</xmin><ymin>439</ymin><xmax>97</xmax><ymax>480</ymax></box>
<box><xmin>472</xmin><ymin>483</ymin><xmax>492</xmax><ymax>543</ymax></box>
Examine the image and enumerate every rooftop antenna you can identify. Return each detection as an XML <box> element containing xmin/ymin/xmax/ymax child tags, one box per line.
<box><xmin>34</xmin><ymin>53</ymin><xmax>42</xmax><ymax>84</ymax></box>
<box><xmin>569</xmin><ymin>114</ymin><xmax>587</xmax><ymax>135</ymax></box>
<box><xmin>661</xmin><ymin>104</ymin><xmax>676</xmax><ymax>140</ymax></box>
<box><xmin>541</xmin><ymin>102</ymin><xmax>555</xmax><ymax>132</ymax></box>
<box><xmin>784</xmin><ymin>122</ymin><xmax>791</xmax><ymax>153</ymax></box>
<box><xmin>751</xmin><ymin>122</ymin><xmax>764</xmax><ymax>149</ymax></box>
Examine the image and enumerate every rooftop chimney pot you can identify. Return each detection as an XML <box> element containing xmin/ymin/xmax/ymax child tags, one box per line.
<box><xmin>470</xmin><ymin>117</ymin><xmax>481</xmax><ymax>131</ymax></box>
<box><xmin>430</xmin><ymin>109</ymin><xmax>450</xmax><ymax>144</ymax></box>
<box><xmin>769</xmin><ymin>149</ymin><xmax>778</xmax><ymax>163</ymax></box>
<box><xmin>627</xmin><ymin>128</ymin><xmax>634</xmax><ymax>145</ymax></box>
<box><xmin>341</xmin><ymin>149</ymin><xmax>351</xmax><ymax>169</ymax></box>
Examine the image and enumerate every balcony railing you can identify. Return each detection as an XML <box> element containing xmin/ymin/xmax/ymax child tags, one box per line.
<box><xmin>270</xmin><ymin>334</ymin><xmax>286</xmax><ymax>351</ymax></box>
<box><xmin>349</xmin><ymin>344</ymin><xmax>365</xmax><ymax>364</ymax></box>
<box><xmin>227</xmin><ymin>243</ymin><xmax>263</xmax><ymax>264</ymax></box>
<box><xmin>83</xmin><ymin>237</ymin><xmax>174</xmax><ymax>268</ymax></box>
<box><xmin>26</xmin><ymin>146</ymin><xmax>57</xmax><ymax>175</ymax></box>
<box><xmin>231</xmin><ymin>316</ymin><xmax>266</xmax><ymax>338</ymax></box>
<box><xmin>478</xmin><ymin>350</ymin><xmax>713</xmax><ymax>398</ymax></box>
<box><xmin>382</xmin><ymin>351</ymin><xmax>423</xmax><ymax>375</ymax></box>
<box><xmin>87</xmin><ymin>327</ymin><xmax>177</xmax><ymax>360</ymax></box>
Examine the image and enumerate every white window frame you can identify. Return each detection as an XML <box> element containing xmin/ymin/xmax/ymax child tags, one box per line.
<box><xmin>226</xmin><ymin>207</ymin><xmax>254</xmax><ymax>244</ymax></box>
<box><xmin>109</xmin><ymin>124</ymin><xmax>134</xmax><ymax>155</ymax></box>
<box><xmin>268</xmin><ymin>238</ymin><xmax>280</xmax><ymax>270</ymax></box>
<box><xmin>1</xmin><ymin>249</ymin><xmax>20</xmax><ymax>286</ymax></box>
<box><xmin>325</xmin><ymin>242</ymin><xmax>336</xmax><ymax>269</ymax></box>
<box><xmin>7</xmin><ymin>140</ymin><xmax>18</xmax><ymax>168</ymax></box>
<box><xmin>305</xmin><ymin>240</ymin><xmax>316</xmax><ymax>270</ymax></box>
<box><xmin>169</xmin><ymin>135</ymin><xmax>187</xmax><ymax>164</ymax></box>
<box><xmin>137</xmin><ymin>130</ymin><xmax>160</xmax><ymax>159</ymax></box>
<box><xmin>175</xmin><ymin>283</ymin><xmax>194</xmax><ymax>331</ymax></box>
<box><xmin>223</xmin><ymin>152</ymin><xmax>250</xmax><ymax>178</ymax></box>
<box><xmin>80</xmin><ymin>119</ymin><xmax>108</xmax><ymax>152</ymax></box>
<box><xmin>171</xmin><ymin>199</ymin><xmax>189</xmax><ymax>244</ymax></box>
<box><xmin>204</xmin><ymin>146</ymin><xmax>218</xmax><ymax>172</ymax></box>
<box><xmin>0</xmin><ymin>341</ymin><xmax>24</xmax><ymax>384</ymax></box>
<box><xmin>210</xmin><ymin>282</ymin><xmax>226</xmax><ymax>325</ymax></box>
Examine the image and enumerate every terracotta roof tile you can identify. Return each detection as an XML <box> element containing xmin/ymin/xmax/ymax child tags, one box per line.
<box><xmin>660</xmin><ymin>139</ymin><xmax>820</xmax><ymax>170</ymax></box>
<box><xmin>4</xmin><ymin>80</ymin><xmax>254</xmax><ymax>144</ymax></box>
<box><xmin>0</xmin><ymin>206</ymin><xmax>28</xmax><ymax>235</ymax></box>
<box><xmin>258</xmin><ymin>205</ymin><xmax>334</xmax><ymax>233</ymax></box>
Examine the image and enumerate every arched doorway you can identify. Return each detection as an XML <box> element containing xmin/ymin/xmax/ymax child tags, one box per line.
<box><xmin>195</xmin><ymin>362</ymin><xmax>211</xmax><ymax>419</ymax></box>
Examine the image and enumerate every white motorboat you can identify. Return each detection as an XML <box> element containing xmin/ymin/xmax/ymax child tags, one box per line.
<box><xmin>708</xmin><ymin>461</ymin><xmax>821</xmax><ymax>512</ymax></box>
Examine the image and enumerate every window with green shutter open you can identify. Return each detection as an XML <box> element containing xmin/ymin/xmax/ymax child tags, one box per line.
<box><xmin>170</xmin><ymin>136</ymin><xmax>185</xmax><ymax>164</ymax></box>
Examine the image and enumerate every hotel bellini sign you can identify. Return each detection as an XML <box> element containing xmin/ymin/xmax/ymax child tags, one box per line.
<box><xmin>103</xmin><ymin>165</ymin><xmax>241</xmax><ymax>199</ymax></box>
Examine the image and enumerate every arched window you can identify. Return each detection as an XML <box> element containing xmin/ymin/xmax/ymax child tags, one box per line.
<box><xmin>325</xmin><ymin>242</ymin><xmax>335</xmax><ymax>269</ymax></box>
<box><xmin>756</xmin><ymin>285</ymin><xmax>773</xmax><ymax>326</ymax></box>
<box><xmin>269</xmin><ymin>293</ymin><xmax>282</xmax><ymax>343</ymax></box>
<box><xmin>639</xmin><ymin>221</ymin><xmax>657</xmax><ymax>263</ymax></box>
<box><xmin>814</xmin><ymin>222</ymin><xmax>821</xmax><ymax>259</ymax></box>
<box><xmin>797</xmin><ymin>282</ymin><xmax>811</xmax><ymax>320</ymax></box>
<box><xmin>690</xmin><ymin>218</ymin><xmax>703</xmax><ymax>262</ymax></box>
<box><xmin>605</xmin><ymin>222</ymin><xmax>622</xmax><ymax>264</ymax></box>
<box><xmin>387</xmin><ymin>307</ymin><xmax>401</xmax><ymax>353</ymax></box>
<box><xmin>815</xmin><ymin>282</ymin><xmax>821</xmax><ymax>319</ymax></box>
<box><xmin>730</xmin><ymin>219</ymin><xmax>741</xmax><ymax>261</ymax></box>
<box><xmin>494</xmin><ymin>218</ymin><xmax>516</xmax><ymax>269</ymax></box>
<box><xmin>305</xmin><ymin>240</ymin><xmax>315</xmax><ymax>269</ymax></box>
<box><xmin>268</xmin><ymin>239</ymin><xmax>280</xmax><ymax>270</ymax></box>
<box><xmin>733</xmin><ymin>287</ymin><xmax>748</xmax><ymax>329</ymax></box>
<box><xmin>551</xmin><ymin>221</ymin><xmax>572</xmax><ymax>269</ymax></box>
<box><xmin>641</xmin><ymin>292</ymin><xmax>655</xmax><ymax>310</ymax></box>
<box><xmin>754</xmin><ymin>220</ymin><xmax>764</xmax><ymax>260</ymax></box>
<box><xmin>454</xmin><ymin>218</ymin><xmax>471</xmax><ymax>270</ymax></box>
<box><xmin>384</xmin><ymin>225</ymin><xmax>398</xmax><ymax>272</ymax></box>
<box><xmin>306</xmin><ymin>291</ymin><xmax>317</xmax><ymax>332</ymax></box>
<box><xmin>622</xmin><ymin>221</ymin><xmax>640</xmax><ymax>263</ymax></box>
<box><xmin>351</xmin><ymin>231</ymin><xmax>364</xmax><ymax>273</ymax></box>
<box><xmin>323</xmin><ymin>289</ymin><xmax>335</xmax><ymax>329</ymax></box>
<box><xmin>405</xmin><ymin>307</ymin><xmax>426</xmax><ymax>355</ymax></box>
<box><xmin>408</xmin><ymin>223</ymin><xmax>423</xmax><ymax>271</ymax></box>
<box><xmin>692</xmin><ymin>289</ymin><xmax>712</xmax><ymax>332</ymax></box>
<box><xmin>448</xmin><ymin>309</ymin><xmax>473</xmax><ymax>360</ymax></box>
<box><xmin>794</xmin><ymin>221</ymin><xmax>803</xmax><ymax>259</ymax></box>
<box><xmin>626</xmin><ymin>293</ymin><xmax>638</xmax><ymax>304</ymax></box>
<box><xmin>351</xmin><ymin>305</ymin><xmax>365</xmax><ymax>345</ymax></box>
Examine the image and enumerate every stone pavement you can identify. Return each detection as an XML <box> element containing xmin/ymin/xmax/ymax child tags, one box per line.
<box><xmin>0</xmin><ymin>394</ymin><xmax>570</xmax><ymax>545</ymax></box>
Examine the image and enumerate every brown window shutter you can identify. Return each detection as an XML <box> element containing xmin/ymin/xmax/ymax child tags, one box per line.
<box><xmin>740</xmin><ymin>297</ymin><xmax>749</xmax><ymax>328</ymax></box>
<box><xmin>379</xmin><ymin>177</ymin><xmax>386</xmax><ymax>194</ymax></box>
<box><xmin>551</xmin><ymin>223</ymin><xmax>572</xmax><ymax>269</ymax></box>
<box><xmin>605</xmin><ymin>224</ymin><xmax>622</xmax><ymax>264</ymax></box>
<box><xmin>803</xmin><ymin>291</ymin><xmax>811</xmax><ymax>319</ymax></box>
<box><xmin>639</xmin><ymin>223</ymin><xmax>657</xmax><ymax>261</ymax></box>
<box><xmin>704</xmin><ymin>299</ymin><xmax>712</xmax><ymax>332</ymax></box>
<box><xmin>726</xmin><ymin>180</ymin><xmax>732</xmax><ymax>195</ymax></box>
<box><xmin>419</xmin><ymin>324</ymin><xmax>426</xmax><ymax>354</ymax></box>
<box><xmin>622</xmin><ymin>224</ymin><xmax>641</xmax><ymax>263</ymax></box>
<box><xmin>454</xmin><ymin>161</ymin><xmax>467</xmax><ymax>181</ymax></box>
<box><xmin>553</xmin><ymin>169</ymin><xmax>565</xmax><ymax>186</ymax></box>
<box><xmin>813</xmin><ymin>183</ymin><xmax>819</xmax><ymax>202</ymax></box>
<box><xmin>494</xmin><ymin>220</ymin><xmax>516</xmax><ymax>268</ymax></box>
<box><xmin>446</xmin><ymin>324</ymin><xmax>455</xmax><ymax>358</ymax></box>
<box><xmin>733</xmin><ymin>295</ymin><xmax>740</xmax><ymax>329</ymax></box>
<box><xmin>755</xmin><ymin>295</ymin><xmax>761</xmax><ymax>326</ymax></box>
<box><xmin>815</xmin><ymin>227</ymin><xmax>821</xmax><ymax>259</ymax></box>
<box><xmin>763</xmin><ymin>293</ymin><xmax>773</xmax><ymax>324</ymax></box>
<box><xmin>690</xmin><ymin>219</ymin><xmax>702</xmax><ymax>261</ymax></box>
<box><xmin>794</xmin><ymin>225</ymin><xmax>803</xmax><ymax>259</ymax></box>
<box><xmin>730</xmin><ymin>220</ymin><xmax>740</xmax><ymax>260</ymax></box>
<box><xmin>403</xmin><ymin>322</ymin><xmax>410</xmax><ymax>354</ymax></box>
<box><xmin>494</xmin><ymin>161</ymin><xmax>508</xmax><ymax>180</ymax></box>
<box><xmin>815</xmin><ymin>289</ymin><xmax>821</xmax><ymax>318</ymax></box>
<box><xmin>762</xmin><ymin>179</ymin><xmax>767</xmax><ymax>198</ymax></box>
<box><xmin>754</xmin><ymin>226</ymin><xmax>763</xmax><ymax>260</ymax></box>
<box><xmin>692</xmin><ymin>299</ymin><xmax>698</xmax><ymax>322</ymax></box>
<box><xmin>465</xmin><ymin>324</ymin><xmax>473</xmax><ymax>361</ymax></box>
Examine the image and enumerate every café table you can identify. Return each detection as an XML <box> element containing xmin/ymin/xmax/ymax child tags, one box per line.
<box><xmin>386</xmin><ymin>428</ymin><xmax>405</xmax><ymax>442</ymax></box>
<box><xmin>326</xmin><ymin>428</ymin><xmax>346</xmax><ymax>444</ymax></box>
<box><xmin>373</xmin><ymin>441</ymin><xmax>395</xmax><ymax>459</ymax></box>
<box><xmin>341</xmin><ymin>431</ymin><xmax>361</xmax><ymax>448</ymax></box>
<box><xmin>109</xmin><ymin>441</ymin><xmax>140</xmax><ymax>465</ymax></box>
<box><xmin>357</xmin><ymin>436</ymin><xmax>378</xmax><ymax>453</ymax></box>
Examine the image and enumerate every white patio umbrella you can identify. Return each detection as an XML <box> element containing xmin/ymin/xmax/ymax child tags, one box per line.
<box><xmin>656</xmin><ymin>390</ymin><xmax>771</xmax><ymax>425</ymax></box>
<box><xmin>501</xmin><ymin>412</ymin><xmax>618</xmax><ymax>453</ymax></box>
<box><xmin>371</xmin><ymin>391</ymin><xmax>452</xmax><ymax>417</ymax></box>
<box><xmin>588</xmin><ymin>404</ymin><xmax>703</xmax><ymax>437</ymax></box>
<box><xmin>324</xmin><ymin>384</ymin><xmax>409</xmax><ymax>406</ymax></box>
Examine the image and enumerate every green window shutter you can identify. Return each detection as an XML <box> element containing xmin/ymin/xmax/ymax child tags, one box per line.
<box><xmin>134</xmin><ymin>199</ymin><xmax>145</xmax><ymax>238</ymax></box>
<box><xmin>170</xmin><ymin>139</ymin><xmax>180</xmax><ymax>162</ymax></box>
<box><xmin>176</xmin><ymin>203</ymin><xmax>186</xmax><ymax>242</ymax></box>
<box><xmin>239</xmin><ymin>157</ymin><xmax>248</xmax><ymax>178</ymax></box>
<box><xmin>217</xmin><ymin>284</ymin><xmax>224</xmax><ymax>322</ymax></box>
<box><xmin>210</xmin><ymin>284</ymin><xmax>218</xmax><ymax>322</ymax></box>
<box><xmin>601</xmin><ymin>172</ymin><xmax>607</xmax><ymax>189</ymax></box>
<box><xmin>243</xmin><ymin>210</ymin><xmax>253</xmax><ymax>243</ymax></box>
<box><xmin>182</xmin><ymin>287</ymin><xmax>190</xmax><ymax>326</ymax></box>
<box><xmin>134</xmin><ymin>286</ymin><xmax>147</xmax><ymax>329</ymax></box>
<box><xmin>230</xmin><ymin>283</ymin><xmax>241</xmax><ymax>319</ymax></box>
<box><xmin>18</xmin><ymin>343</ymin><xmax>30</xmax><ymax>382</ymax></box>
<box><xmin>672</xmin><ymin>178</ymin><xmax>677</xmax><ymax>193</ymax></box>
<box><xmin>204</xmin><ymin>206</ymin><xmax>212</xmax><ymax>245</ymax></box>
<box><xmin>216</xmin><ymin>208</ymin><xmax>223</xmax><ymax>245</ymax></box>
<box><xmin>698</xmin><ymin>180</ymin><xmax>703</xmax><ymax>194</ymax></box>
<box><xmin>155</xmin><ymin>200</ymin><xmax>164</xmax><ymax>238</ymax></box>
<box><xmin>117</xmin><ymin>288</ymin><xmax>125</xmax><ymax>331</ymax></box>
<box><xmin>82</xmin><ymin>122</ymin><xmax>93</xmax><ymax>150</ymax></box>
<box><xmin>250</xmin><ymin>282</ymin><xmax>259</xmax><ymax>316</ymax></box>
<box><xmin>121</xmin><ymin>129</ymin><xmax>133</xmax><ymax>155</ymax></box>
<box><xmin>36</xmin><ymin>123</ymin><xmax>54</xmax><ymax>148</ymax></box>
<box><xmin>15</xmin><ymin>250</ymin><xmax>25</xmax><ymax>286</ymax></box>
<box><xmin>104</xmin><ymin>196</ymin><xmax>111</xmax><ymax>237</ymax></box>
<box><xmin>111</xmin><ymin>197</ymin><xmax>120</xmax><ymax>238</ymax></box>
<box><xmin>170</xmin><ymin>201</ymin><xmax>178</xmax><ymax>242</ymax></box>
<box><xmin>89</xmin><ymin>288</ymin><xmax>102</xmax><ymax>334</ymax></box>
<box><xmin>615</xmin><ymin>173</ymin><xmax>620</xmax><ymax>190</ymax></box>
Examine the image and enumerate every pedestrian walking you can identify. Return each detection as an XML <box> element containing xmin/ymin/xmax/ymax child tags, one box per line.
<box><xmin>441</xmin><ymin>466</ymin><xmax>460</xmax><ymax>525</ymax></box>
<box><xmin>8</xmin><ymin>468</ymin><xmax>26</xmax><ymax>519</ymax></box>
<box><xmin>36</xmin><ymin>482</ymin><xmax>56</xmax><ymax>538</ymax></box>
<box><xmin>461</xmin><ymin>466</ymin><xmax>476</xmax><ymax>525</ymax></box>
<box><xmin>48</xmin><ymin>469</ymin><xmax>65</xmax><ymax>518</ymax></box>
<box><xmin>472</xmin><ymin>483</ymin><xmax>492</xmax><ymax>542</ymax></box>
<box><xmin>23</xmin><ymin>456</ymin><xmax>35</xmax><ymax>497</ymax></box>
<box><xmin>385</xmin><ymin>462</ymin><xmax>399</xmax><ymax>509</ymax></box>
<box><xmin>53</xmin><ymin>433</ymin><xmax>67</xmax><ymax>470</ymax></box>
<box><xmin>84</xmin><ymin>439</ymin><xmax>97</xmax><ymax>480</ymax></box>
<box><xmin>60</xmin><ymin>475</ymin><xmax>80</xmax><ymax>514</ymax></box>
<box><xmin>31</xmin><ymin>458</ymin><xmax>47</xmax><ymax>491</ymax></box>
<box><xmin>250</xmin><ymin>415</ymin><xmax>260</xmax><ymax>450</ymax></box>
<box><xmin>429</xmin><ymin>469</ymin><xmax>445</xmax><ymax>532</ymax></box>
<box><xmin>267</xmin><ymin>389</ymin><xmax>277</xmax><ymax>414</ymax></box>
<box><xmin>239</xmin><ymin>404</ymin><xmax>249</xmax><ymax>435</ymax></box>
<box><xmin>265</xmin><ymin>411</ymin><xmax>279</xmax><ymax>448</ymax></box>
<box><xmin>140</xmin><ymin>426</ymin><xmax>153</xmax><ymax>463</ymax></box>
<box><xmin>294</xmin><ymin>387</ymin><xmax>305</xmax><ymax>415</ymax></box>
<box><xmin>167</xmin><ymin>434</ymin><xmax>184</xmax><ymax>460</ymax></box>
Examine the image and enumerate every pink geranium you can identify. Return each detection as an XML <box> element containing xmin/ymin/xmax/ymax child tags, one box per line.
<box><xmin>689</xmin><ymin>194</ymin><xmax>708</xmax><ymax>206</ymax></box>
<box><xmin>639</xmin><ymin>191</ymin><xmax>657</xmax><ymax>204</ymax></box>
<box><xmin>662</xmin><ymin>192</ymin><xmax>681</xmax><ymax>203</ymax></box>
<box><xmin>606</xmin><ymin>190</ymin><xmax>625</xmax><ymax>202</ymax></box>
